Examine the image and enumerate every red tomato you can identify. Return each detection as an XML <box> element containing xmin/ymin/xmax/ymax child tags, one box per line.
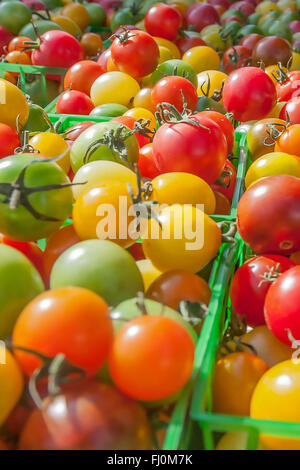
<box><xmin>186</xmin><ymin>3</ymin><xmax>220</xmax><ymax>33</ymax></box>
<box><xmin>176</xmin><ymin>33</ymin><xmax>206</xmax><ymax>55</ymax></box>
<box><xmin>152</xmin><ymin>115</ymin><xmax>227</xmax><ymax>183</ymax></box>
<box><xmin>151</xmin><ymin>76</ymin><xmax>198</xmax><ymax>114</ymax></box>
<box><xmin>207</xmin><ymin>0</ymin><xmax>231</xmax><ymax>9</ymax></box>
<box><xmin>196</xmin><ymin>110</ymin><xmax>234</xmax><ymax>153</ymax></box>
<box><xmin>265</xmin><ymin>266</ymin><xmax>300</xmax><ymax>346</ymax></box>
<box><xmin>0</xmin><ymin>26</ymin><xmax>14</xmax><ymax>56</ymax></box>
<box><xmin>110</xmin><ymin>30</ymin><xmax>159</xmax><ymax>79</ymax></box>
<box><xmin>223</xmin><ymin>67</ymin><xmax>277</xmax><ymax>122</ymax></box>
<box><xmin>237</xmin><ymin>175</ymin><xmax>300</xmax><ymax>254</ymax></box>
<box><xmin>145</xmin><ymin>4</ymin><xmax>182</xmax><ymax>41</ymax></box>
<box><xmin>230</xmin><ymin>255</ymin><xmax>296</xmax><ymax>327</ymax></box>
<box><xmin>280</xmin><ymin>97</ymin><xmax>300</xmax><ymax>124</ymax></box>
<box><xmin>64</xmin><ymin>60</ymin><xmax>104</xmax><ymax>96</ymax></box>
<box><xmin>0</xmin><ymin>123</ymin><xmax>20</xmax><ymax>158</ymax></box>
<box><xmin>138</xmin><ymin>143</ymin><xmax>160</xmax><ymax>179</ymax></box>
<box><xmin>211</xmin><ymin>159</ymin><xmax>237</xmax><ymax>200</ymax></box>
<box><xmin>65</xmin><ymin>121</ymin><xmax>97</xmax><ymax>141</ymax></box>
<box><xmin>277</xmin><ymin>72</ymin><xmax>300</xmax><ymax>102</ymax></box>
<box><xmin>239</xmin><ymin>33</ymin><xmax>264</xmax><ymax>51</ymax></box>
<box><xmin>232</xmin><ymin>0</ymin><xmax>255</xmax><ymax>17</ymax></box>
<box><xmin>222</xmin><ymin>46</ymin><xmax>252</xmax><ymax>74</ymax></box>
<box><xmin>56</xmin><ymin>90</ymin><xmax>94</xmax><ymax>115</ymax></box>
<box><xmin>97</xmin><ymin>48</ymin><xmax>111</xmax><ymax>73</ymax></box>
<box><xmin>43</xmin><ymin>224</ymin><xmax>80</xmax><ymax>278</ymax></box>
<box><xmin>129</xmin><ymin>242</ymin><xmax>145</xmax><ymax>261</ymax></box>
<box><xmin>112</xmin><ymin>115</ymin><xmax>150</xmax><ymax>148</ymax></box>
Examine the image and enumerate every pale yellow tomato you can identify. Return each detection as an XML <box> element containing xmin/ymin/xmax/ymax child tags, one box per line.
<box><xmin>136</xmin><ymin>258</ymin><xmax>162</xmax><ymax>290</ymax></box>
<box><xmin>245</xmin><ymin>152</ymin><xmax>300</xmax><ymax>188</ymax></box>
<box><xmin>183</xmin><ymin>46</ymin><xmax>220</xmax><ymax>74</ymax></box>
<box><xmin>256</xmin><ymin>1</ymin><xmax>280</xmax><ymax>14</ymax></box>
<box><xmin>90</xmin><ymin>71</ymin><xmax>140</xmax><ymax>107</ymax></box>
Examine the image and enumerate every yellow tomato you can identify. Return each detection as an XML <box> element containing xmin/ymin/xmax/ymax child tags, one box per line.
<box><xmin>149</xmin><ymin>172</ymin><xmax>216</xmax><ymax>214</ymax></box>
<box><xmin>183</xmin><ymin>46</ymin><xmax>220</xmax><ymax>74</ymax></box>
<box><xmin>141</xmin><ymin>73</ymin><xmax>154</xmax><ymax>87</ymax></box>
<box><xmin>264</xmin><ymin>101</ymin><xmax>286</xmax><ymax>119</ymax></box>
<box><xmin>0</xmin><ymin>344</ymin><xmax>24</xmax><ymax>426</ymax></box>
<box><xmin>158</xmin><ymin>45</ymin><xmax>174</xmax><ymax>64</ymax></box>
<box><xmin>61</xmin><ymin>3</ymin><xmax>89</xmax><ymax>31</ymax></box>
<box><xmin>29</xmin><ymin>133</ymin><xmax>70</xmax><ymax>174</ymax></box>
<box><xmin>277</xmin><ymin>0</ymin><xmax>296</xmax><ymax>11</ymax></box>
<box><xmin>90</xmin><ymin>71</ymin><xmax>140</xmax><ymax>107</ymax></box>
<box><xmin>216</xmin><ymin>432</ymin><xmax>266</xmax><ymax>450</ymax></box>
<box><xmin>72</xmin><ymin>160</ymin><xmax>137</xmax><ymax>200</ymax></box>
<box><xmin>133</xmin><ymin>88</ymin><xmax>155</xmax><ymax>112</ymax></box>
<box><xmin>197</xmin><ymin>70</ymin><xmax>227</xmax><ymax>102</ymax></box>
<box><xmin>256</xmin><ymin>1</ymin><xmax>280</xmax><ymax>14</ymax></box>
<box><xmin>136</xmin><ymin>258</ymin><xmax>162</xmax><ymax>290</ymax></box>
<box><xmin>143</xmin><ymin>204</ymin><xmax>221</xmax><ymax>273</ymax></box>
<box><xmin>124</xmin><ymin>107</ymin><xmax>156</xmax><ymax>132</ymax></box>
<box><xmin>290</xmin><ymin>51</ymin><xmax>300</xmax><ymax>72</ymax></box>
<box><xmin>153</xmin><ymin>37</ymin><xmax>181</xmax><ymax>59</ymax></box>
<box><xmin>51</xmin><ymin>15</ymin><xmax>82</xmax><ymax>38</ymax></box>
<box><xmin>265</xmin><ymin>64</ymin><xmax>288</xmax><ymax>84</ymax></box>
<box><xmin>200</xmin><ymin>25</ymin><xmax>229</xmax><ymax>53</ymax></box>
<box><xmin>0</xmin><ymin>78</ymin><xmax>29</xmax><ymax>128</ymax></box>
<box><xmin>245</xmin><ymin>152</ymin><xmax>300</xmax><ymax>188</ymax></box>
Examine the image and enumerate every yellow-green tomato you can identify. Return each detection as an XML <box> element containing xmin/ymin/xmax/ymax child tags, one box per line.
<box><xmin>245</xmin><ymin>152</ymin><xmax>300</xmax><ymax>188</ymax></box>
<box><xmin>90</xmin><ymin>71</ymin><xmax>140</xmax><ymax>107</ymax></box>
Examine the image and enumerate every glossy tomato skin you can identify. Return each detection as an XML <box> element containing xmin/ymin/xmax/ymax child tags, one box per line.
<box><xmin>43</xmin><ymin>224</ymin><xmax>80</xmax><ymax>278</ymax></box>
<box><xmin>280</xmin><ymin>97</ymin><xmax>300</xmax><ymax>124</ymax></box>
<box><xmin>222</xmin><ymin>46</ymin><xmax>251</xmax><ymax>74</ymax></box>
<box><xmin>230</xmin><ymin>255</ymin><xmax>296</xmax><ymax>327</ymax></box>
<box><xmin>145</xmin><ymin>4</ymin><xmax>182</xmax><ymax>41</ymax></box>
<box><xmin>239</xmin><ymin>33</ymin><xmax>263</xmax><ymax>51</ymax></box>
<box><xmin>186</xmin><ymin>3</ymin><xmax>220</xmax><ymax>33</ymax></box>
<box><xmin>151</xmin><ymin>76</ymin><xmax>198</xmax><ymax>114</ymax></box>
<box><xmin>223</xmin><ymin>67</ymin><xmax>277</xmax><ymax>122</ymax></box>
<box><xmin>252</xmin><ymin>36</ymin><xmax>292</xmax><ymax>67</ymax></box>
<box><xmin>0</xmin><ymin>123</ymin><xmax>20</xmax><ymax>159</ymax></box>
<box><xmin>0</xmin><ymin>26</ymin><xmax>14</xmax><ymax>56</ymax></box>
<box><xmin>64</xmin><ymin>121</ymin><xmax>97</xmax><ymax>141</ymax></box>
<box><xmin>64</xmin><ymin>60</ymin><xmax>104</xmax><ymax>96</ymax></box>
<box><xmin>237</xmin><ymin>175</ymin><xmax>300</xmax><ymax>254</ymax></box>
<box><xmin>211</xmin><ymin>159</ymin><xmax>236</xmax><ymax>201</ymax></box>
<box><xmin>56</xmin><ymin>90</ymin><xmax>94</xmax><ymax>115</ymax></box>
<box><xmin>176</xmin><ymin>34</ymin><xmax>206</xmax><ymax>55</ymax></box>
<box><xmin>152</xmin><ymin>115</ymin><xmax>227</xmax><ymax>184</ymax></box>
<box><xmin>195</xmin><ymin>111</ymin><xmax>234</xmax><ymax>154</ymax></box>
<box><xmin>138</xmin><ymin>143</ymin><xmax>160</xmax><ymax>179</ymax></box>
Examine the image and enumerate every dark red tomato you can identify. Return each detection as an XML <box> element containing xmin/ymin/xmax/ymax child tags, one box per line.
<box><xmin>186</xmin><ymin>3</ymin><xmax>219</xmax><ymax>32</ymax></box>
<box><xmin>56</xmin><ymin>90</ymin><xmax>94</xmax><ymax>115</ymax></box>
<box><xmin>112</xmin><ymin>115</ymin><xmax>150</xmax><ymax>148</ymax></box>
<box><xmin>110</xmin><ymin>30</ymin><xmax>159</xmax><ymax>79</ymax></box>
<box><xmin>289</xmin><ymin>20</ymin><xmax>300</xmax><ymax>34</ymax></box>
<box><xmin>230</xmin><ymin>255</ymin><xmax>296</xmax><ymax>327</ymax></box>
<box><xmin>151</xmin><ymin>76</ymin><xmax>198</xmax><ymax>114</ymax></box>
<box><xmin>0</xmin><ymin>235</ymin><xmax>47</xmax><ymax>286</ymax></box>
<box><xmin>138</xmin><ymin>143</ymin><xmax>160</xmax><ymax>179</ymax></box>
<box><xmin>0</xmin><ymin>123</ymin><xmax>20</xmax><ymax>158</ymax></box>
<box><xmin>211</xmin><ymin>159</ymin><xmax>236</xmax><ymax>200</ymax></box>
<box><xmin>0</xmin><ymin>26</ymin><xmax>14</xmax><ymax>56</ymax></box>
<box><xmin>152</xmin><ymin>115</ymin><xmax>227</xmax><ymax>184</ymax></box>
<box><xmin>222</xmin><ymin>45</ymin><xmax>252</xmax><ymax>74</ymax></box>
<box><xmin>129</xmin><ymin>242</ymin><xmax>145</xmax><ymax>261</ymax></box>
<box><xmin>252</xmin><ymin>36</ymin><xmax>292</xmax><ymax>68</ymax></box>
<box><xmin>145</xmin><ymin>4</ymin><xmax>182</xmax><ymax>41</ymax></box>
<box><xmin>176</xmin><ymin>34</ymin><xmax>206</xmax><ymax>55</ymax></box>
<box><xmin>237</xmin><ymin>175</ymin><xmax>300</xmax><ymax>254</ymax></box>
<box><xmin>97</xmin><ymin>48</ymin><xmax>111</xmax><ymax>72</ymax></box>
<box><xmin>239</xmin><ymin>33</ymin><xmax>264</xmax><ymax>52</ymax></box>
<box><xmin>31</xmin><ymin>31</ymin><xmax>85</xmax><ymax>70</ymax></box>
<box><xmin>279</xmin><ymin>97</ymin><xmax>300</xmax><ymax>124</ymax></box>
<box><xmin>207</xmin><ymin>0</ymin><xmax>231</xmax><ymax>9</ymax></box>
<box><xmin>196</xmin><ymin>110</ymin><xmax>234</xmax><ymax>153</ymax></box>
<box><xmin>223</xmin><ymin>67</ymin><xmax>277</xmax><ymax>122</ymax></box>
<box><xmin>232</xmin><ymin>1</ymin><xmax>255</xmax><ymax>17</ymax></box>
<box><xmin>65</xmin><ymin>121</ymin><xmax>97</xmax><ymax>141</ymax></box>
<box><xmin>265</xmin><ymin>266</ymin><xmax>300</xmax><ymax>346</ymax></box>
<box><xmin>6</xmin><ymin>404</ymin><xmax>32</xmax><ymax>438</ymax></box>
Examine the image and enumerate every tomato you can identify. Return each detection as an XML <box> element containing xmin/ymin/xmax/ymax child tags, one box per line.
<box><xmin>213</xmin><ymin>352</ymin><xmax>269</xmax><ymax>416</ymax></box>
<box><xmin>0</xmin><ymin>123</ymin><xmax>20</xmax><ymax>159</ymax></box>
<box><xmin>80</xmin><ymin>33</ymin><xmax>102</xmax><ymax>57</ymax></box>
<box><xmin>129</xmin><ymin>242</ymin><xmax>145</xmax><ymax>261</ymax></box>
<box><xmin>0</xmin><ymin>26</ymin><xmax>14</xmax><ymax>56</ymax></box>
<box><xmin>252</xmin><ymin>36</ymin><xmax>292</xmax><ymax>67</ymax></box>
<box><xmin>91</xmin><ymin>103</ymin><xmax>128</xmax><ymax>119</ymax></box>
<box><xmin>64</xmin><ymin>121</ymin><xmax>96</xmax><ymax>141</ymax></box>
<box><xmin>152</xmin><ymin>76</ymin><xmax>198</xmax><ymax>114</ymax></box>
<box><xmin>151</xmin><ymin>59</ymin><xmax>198</xmax><ymax>88</ymax></box>
<box><xmin>124</xmin><ymin>107</ymin><xmax>156</xmax><ymax>133</ymax></box>
<box><xmin>153</xmin><ymin>36</ymin><xmax>181</xmax><ymax>59</ymax></box>
<box><xmin>245</xmin><ymin>152</ymin><xmax>300</xmax><ymax>188</ymax></box>
<box><xmin>158</xmin><ymin>44</ymin><xmax>174</xmax><ymax>63</ymax></box>
<box><xmin>183</xmin><ymin>46</ymin><xmax>220</xmax><ymax>74</ymax></box>
<box><xmin>72</xmin><ymin>160</ymin><xmax>137</xmax><ymax>200</ymax></box>
<box><xmin>277</xmin><ymin>73</ymin><xmax>300</xmax><ymax>102</ymax></box>
<box><xmin>50</xmin><ymin>239</ymin><xmax>144</xmax><ymax>306</ymax></box>
<box><xmin>186</xmin><ymin>3</ymin><xmax>220</xmax><ymax>33</ymax></box>
<box><xmin>0</xmin><ymin>244</ymin><xmax>44</xmax><ymax>338</ymax></box>
<box><xmin>13</xmin><ymin>287</ymin><xmax>112</xmax><ymax>378</ymax></box>
<box><xmin>70</xmin><ymin>121</ymin><xmax>139</xmax><ymax>173</ymax></box>
<box><xmin>0</xmin><ymin>78</ymin><xmax>29</xmax><ymax>128</ymax></box>
<box><xmin>265</xmin><ymin>63</ymin><xmax>288</xmax><ymax>85</ymax></box>
<box><xmin>61</xmin><ymin>3</ymin><xmax>90</xmax><ymax>31</ymax></box>
<box><xmin>250</xmin><ymin>360</ymin><xmax>300</xmax><ymax>450</ymax></box>
<box><xmin>200</xmin><ymin>24</ymin><xmax>228</xmax><ymax>52</ymax></box>
<box><xmin>176</xmin><ymin>33</ymin><xmax>206</xmax><ymax>55</ymax></box>
<box><xmin>149</xmin><ymin>172</ymin><xmax>216</xmax><ymax>214</ymax></box>
<box><xmin>232</xmin><ymin>1</ymin><xmax>255</xmax><ymax>17</ymax></box>
<box><xmin>247</xmin><ymin>118</ymin><xmax>286</xmax><ymax>160</ymax></box>
<box><xmin>197</xmin><ymin>70</ymin><xmax>228</xmax><ymax>104</ymax></box>
<box><xmin>64</xmin><ymin>60</ymin><xmax>104</xmax><ymax>96</ymax></box>
<box><xmin>0</xmin><ymin>344</ymin><xmax>24</xmax><ymax>427</ymax></box>
<box><xmin>19</xmin><ymin>20</ymin><xmax>63</xmax><ymax>40</ymax></box>
<box><xmin>136</xmin><ymin>259</ymin><xmax>162</xmax><ymax>291</ymax></box>
<box><xmin>280</xmin><ymin>97</ymin><xmax>300</xmax><ymax>124</ymax></box>
<box><xmin>97</xmin><ymin>48</ymin><xmax>111</xmax><ymax>72</ymax></box>
<box><xmin>0</xmin><ymin>1</ymin><xmax>31</xmax><ymax>35</ymax></box>
<box><xmin>239</xmin><ymin>33</ymin><xmax>263</xmax><ymax>51</ymax></box>
<box><xmin>237</xmin><ymin>175</ymin><xmax>300</xmax><ymax>254</ymax></box>
<box><xmin>197</xmin><ymin>111</ymin><xmax>234</xmax><ymax>153</ymax></box>
<box><xmin>138</xmin><ymin>144</ymin><xmax>160</xmax><ymax>179</ymax></box>
<box><xmin>240</xmin><ymin>326</ymin><xmax>292</xmax><ymax>368</ymax></box>
<box><xmin>111</xmin><ymin>30</ymin><xmax>159</xmax><ymax>79</ymax></box>
<box><xmin>211</xmin><ymin>159</ymin><xmax>237</xmax><ymax>201</ymax></box>
<box><xmin>8</xmin><ymin>36</ymin><xmax>32</xmax><ymax>56</ymax></box>
<box><xmin>29</xmin><ymin>132</ymin><xmax>70</xmax><ymax>174</ymax></box>
<box><xmin>143</xmin><ymin>205</ymin><xmax>221</xmax><ymax>273</ymax></box>
<box><xmin>43</xmin><ymin>224</ymin><xmax>80</xmax><ymax>278</ymax></box>
<box><xmin>31</xmin><ymin>31</ymin><xmax>84</xmax><ymax>71</ymax></box>
<box><xmin>146</xmin><ymin>269</ymin><xmax>211</xmax><ymax>311</ymax></box>
<box><xmin>85</xmin><ymin>2</ymin><xmax>106</xmax><ymax>27</ymax></box>
<box><xmin>133</xmin><ymin>88</ymin><xmax>155</xmax><ymax>112</ymax></box>
<box><xmin>109</xmin><ymin>315</ymin><xmax>194</xmax><ymax>401</ymax></box>
<box><xmin>24</xmin><ymin>77</ymin><xmax>59</xmax><ymax>108</ymax></box>
<box><xmin>275</xmin><ymin>125</ymin><xmax>300</xmax><ymax>159</ymax></box>
<box><xmin>90</xmin><ymin>71</ymin><xmax>140</xmax><ymax>107</ymax></box>
<box><xmin>56</xmin><ymin>90</ymin><xmax>94</xmax><ymax>116</ymax></box>
<box><xmin>145</xmin><ymin>4</ymin><xmax>182</xmax><ymax>41</ymax></box>
<box><xmin>230</xmin><ymin>255</ymin><xmax>295</xmax><ymax>327</ymax></box>
<box><xmin>216</xmin><ymin>432</ymin><xmax>266</xmax><ymax>450</ymax></box>
<box><xmin>52</xmin><ymin>14</ymin><xmax>82</xmax><ymax>39</ymax></box>
<box><xmin>222</xmin><ymin>46</ymin><xmax>251</xmax><ymax>74</ymax></box>
<box><xmin>19</xmin><ymin>409</ymin><xmax>57</xmax><ymax>450</ymax></box>
<box><xmin>213</xmin><ymin>190</ymin><xmax>231</xmax><ymax>215</ymax></box>
<box><xmin>152</xmin><ymin>115</ymin><xmax>227</xmax><ymax>184</ymax></box>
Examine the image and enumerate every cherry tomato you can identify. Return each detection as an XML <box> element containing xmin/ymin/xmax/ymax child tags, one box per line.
<box><xmin>213</xmin><ymin>190</ymin><xmax>231</xmax><ymax>215</ymax></box>
<box><xmin>0</xmin><ymin>343</ymin><xmax>24</xmax><ymax>427</ymax></box>
<box><xmin>183</xmin><ymin>46</ymin><xmax>220</xmax><ymax>74</ymax></box>
<box><xmin>80</xmin><ymin>32</ymin><xmax>103</xmax><ymax>57</ymax></box>
<box><xmin>5</xmin><ymin>51</ymin><xmax>31</xmax><ymax>71</ymax></box>
<box><xmin>56</xmin><ymin>90</ymin><xmax>94</xmax><ymax>116</ymax></box>
<box><xmin>176</xmin><ymin>33</ymin><xmax>206</xmax><ymax>55</ymax></box>
<box><xmin>136</xmin><ymin>258</ymin><xmax>162</xmax><ymax>291</ymax></box>
<box><xmin>197</xmin><ymin>70</ymin><xmax>228</xmax><ymax>104</ymax></box>
<box><xmin>0</xmin><ymin>26</ymin><xmax>14</xmax><ymax>56</ymax></box>
<box><xmin>145</xmin><ymin>4</ymin><xmax>182</xmax><ymax>41</ymax></box>
<box><xmin>222</xmin><ymin>46</ymin><xmax>251</xmax><ymax>74</ymax></box>
<box><xmin>245</xmin><ymin>152</ymin><xmax>300</xmax><ymax>188</ymax></box>
<box><xmin>61</xmin><ymin>3</ymin><xmax>90</xmax><ymax>32</ymax></box>
<box><xmin>64</xmin><ymin>121</ymin><xmax>97</xmax><ymax>141</ymax></box>
<box><xmin>0</xmin><ymin>78</ymin><xmax>29</xmax><ymax>128</ymax></box>
<box><xmin>0</xmin><ymin>123</ymin><xmax>20</xmax><ymax>159</ymax></box>
<box><xmin>275</xmin><ymin>124</ymin><xmax>300</xmax><ymax>159</ymax></box>
<box><xmin>197</xmin><ymin>111</ymin><xmax>234</xmax><ymax>153</ymax></box>
<box><xmin>90</xmin><ymin>71</ymin><xmax>140</xmax><ymax>107</ymax></box>
<box><xmin>186</xmin><ymin>3</ymin><xmax>220</xmax><ymax>32</ymax></box>
<box><xmin>29</xmin><ymin>132</ymin><xmax>70</xmax><ymax>174</ymax></box>
<box><xmin>151</xmin><ymin>75</ymin><xmax>198</xmax><ymax>114</ymax></box>
<box><xmin>133</xmin><ymin>87</ymin><xmax>155</xmax><ymax>113</ymax></box>
<box><xmin>252</xmin><ymin>36</ymin><xmax>292</xmax><ymax>67</ymax></box>
<box><xmin>247</xmin><ymin>118</ymin><xmax>286</xmax><ymax>160</ymax></box>
<box><xmin>239</xmin><ymin>33</ymin><xmax>263</xmax><ymax>51</ymax></box>
<box><xmin>280</xmin><ymin>97</ymin><xmax>300</xmax><ymax>124</ymax></box>
<box><xmin>43</xmin><ymin>224</ymin><xmax>80</xmax><ymax>278</ymax></box>
<box><xmin>64</xmin><ymin>60</ymin><xmax>104</xmax><ymax>96</ymax></box>
<box><xmin>138</xmin><ymin>143</ymin><xmax>160</xmax><ymax>179</ymax></box>
<box><xmin>211</xmin><ymin>159</ymin><xmax>237</xmax><ymax>201</ymax></box>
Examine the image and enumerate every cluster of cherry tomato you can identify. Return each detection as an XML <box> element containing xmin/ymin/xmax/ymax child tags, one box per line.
<box><xmin>0</xmin><ymin>0</ymin><xmax>300</xmax><ymax>452</ymax></box>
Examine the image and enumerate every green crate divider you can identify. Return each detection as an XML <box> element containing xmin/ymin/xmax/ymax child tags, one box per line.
<box><xmin>229</xmin><ymin>131</ymin><xmax>251</xmax><ymax>219</ymax></box>
<box><xmin>48</xmin><ymin>113</ymin><xmax>114</xmax><ymax>130</ymax></box>
<box><xmin>0</xmin><ymin>62</ymin><xmax>67</xmax><ymax>108</ymax></box>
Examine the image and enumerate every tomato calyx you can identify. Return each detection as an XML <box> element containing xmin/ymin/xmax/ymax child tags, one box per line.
<box><xmin>155</xmin><ymin>98</ymin><xmax>211</xmax><ymax>130</ymax></box>
<box><xmin>110</xmin><ymin>27</ymin><xmax>139</xmax><ymax>44</ymax></box>
<box><xmin>178</xmin><ymin>300</ymin><xmax>208</xmax><ymax>327</ymax></box>
<box><xmin>271</xmin><ymin>62</ymin><xmax>289</xmax><ymax>84</ymax></box>
<box><xmin>264</xmin><ymin>120</ymin><xmax>289</xmax><ymax>146</ymax></box>
<box><xmin>219</xmin><ymin>311</ymin><xmax>258</xmax><ymax>356</ymax></box>
<box><xmin>217</xmin><ymin>220</ymin><xmax>237</xmax><ymax>244</ymax></box>
<box><xmin>258</xmin><ymin>262</ymin><xmax>281</xmax><ymax>287</ymax></box>
<box><xmin>198</xmin><ymin>73</ymin><xmax>225</xmax><ymax>103</ymax></box>
<box><xmin>214</xmin><ymin>166</ymin><xmax>233</xmax><ymax>189</ymax></box>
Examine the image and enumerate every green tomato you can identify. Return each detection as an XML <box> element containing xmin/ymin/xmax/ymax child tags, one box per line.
<box><xmin>280</xmin><ymin>11</ymin><xmax>300</xmax><ymax>24</ymax></box>
<box><xmin>0</xmin><ymin>1</ymin><xmax>32</xmax><ymax>35</ymax></box>
<box><xmin>84</xmin><ymin>2</ymin><xmax>106</xmax><ymax>27</ymax></box>
<box><xmin>201</xmin><ymin>30</ymin><xmax>228</xmax><ymax>52</ymax></box>
<box><xmin>110</xmin><ymin>8</ymin><xmax>136</xmax><ymax>31</ymax></box>
<box><xmin>23</xmin><ymin>104</ymin><xmax>51</xmax><ymax>133</ymax></box>
<box><xmin>0</xmin><ymin>244</ymin><xmax>44</xmax><ymax>338</ymax></box>
<box><xmin>196</xmin><ymin>96</ymin><xmax>226</xmax><ymax>114</ymax></box>
<box><xmin>50</xmin><ymin>240</ymin><xmax>144</xmax><ymax>306</ymax></box>
<box><xmin>151</xmin><ymin>59</ymin><xmax>198</xmax><ymax>87</ymax></box>
<box><xmin>70</xmin><ymin>121</ymin><xmax>139</xmax><ymax>173</ymax></box>
<box><xmin>221</xmin><ymin>9</ymin><xmax>245</xmax><ymax>22</ymax></box>
<box><xmin>268</xmin><ymin>21</ymin><xmax>292</xmax><ymax>42</ymax></box>
<box><xmin>220</xmin><ymin>21</ymin><xmax>242</xmax><ymax>44</ymax></box>
<box><xmin>90</xmin><ymin>103</ymin><xmax>128</xmax><ymax>118</ymax></box>
<box><xmin>42</xmin><ymin>0</ymin><xmax>62</xmax><ymax>9</ymax></box>
<box><xmin>0</xmin><ymin>154</ymin><xmax>73</xmax><ymax>242</ymax></box>
<box><xmin>236</xmin><ymin>24</ymin><xmax>262</xmax><ymax>40</ymax></box>
<box><xmin>24</xmin><ymin>78</ymin><xmax>59</xmax><ymax>107</ymax></box>
<box><xmin>20</xmin><ymin>20</ymin><xmax>63</xmax><ymax>39</ymax></box>
<box><xmin>247</xmin><ymin>13</ymin><xmax>261</xmax><ymax>25</ymax></box>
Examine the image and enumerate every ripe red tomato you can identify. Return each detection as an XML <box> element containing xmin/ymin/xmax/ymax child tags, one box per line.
<box><xmin>239</xmin><ymin>33</ymin><xmax>264</xmax><ymax>51</ymax></box>
<box><xmin>64</xmin><ymin>60</ymin><xmax>104</xmax><ymax>96</ymax></box>
<box><xmin>97</xmin><ymin>48</ymin><xmax>111</xmax><ymax>73</ymax></box>
<box><xmin>112</xmin><ymin>115</ymin><xmax>150</xmax><ymax>148</ymax></box>
<box><xmin>138</xmin><ymin>143</ymin><xmax>160</xmax><ymax>179</ymax></box>
<box><xmin>151</xmin><ymin>76</ymin><xmax>198</xmax><ymax>114</ymax></box>
<box><xmin>110</xmin><ymin>30</ymin><xmax>159</xmax><ymax>79</ymax></box>
<box><xmin>196</xmin><ymin>110</ymin><xmax>234</xmax><ymax>153</ymax></box>
<box><xmin>277</xmin><ymin>72</ymin><xmax>300</xmax><ymax>102</ymax></box>
<box><xmin>223</xmin><ymin>67</ymin><xmax>277</xmax><ymax>122</ymax></box>
<box><xmin>153</xmin><ymin>114</ymin><xmax>227</xmax><ymax>184</ymax></box>
<box><xmin>211</xmin><ymin>158</ymin><xmax>236</xmax><ymax>200</ymax></box>
<box><xmin>186</xmin><ymin>3</ymin><xmax>220</xmax><ymax>33</ymax></box>
<box><xmin>56</xmin><ymin>90</ymin><xmax>94</xmax><ymax>115</ymax></box>
<box><xmin>222</xmin><ymin>46</ymin><xmax>251</xmax><ymax>74</ymax></box>
<box><xmin>279</xmin><ymin>97</ymin><xmax>300</xmax><ymax>123</ymax></box>
<box><xmin>232</xmin><ymin>1</ymin><xmax>255</xmax><ymax>17</ymax></box>
<box><xmin>176</xmin><ymin>33</ymin><xmax>206</xmax><ymax>55</ymax></box>
<box><xmin>64</xmin><ymin>121</ymin><xmax>97</xmax><ymax>141</ymax></box>
<box><xmin>0</xmin><ymin>123</ymin><xmax>20</xmax><ymax>158</ymax></box>
<box><xmin>145</xmin><ymin>4</ymin><xmax>182</xmax><ymax>41</ymax></box>
<box><xmin>0</xmin><ymin>26</ymin><xmax>14</xmax><ymax>56</ymax></box>
<box><xmin>230</xmin><ymin>255</ymin><xmax>296</xmax><ymax>327</ymax></box>
<box><xmin>237</xmin><ymin>175</ymin><xmax>300</xmax><ymax>254</ymax></box>
<box><xmin>207</xmin><ymin>0</ymin><xmax>230</xmax><ymax>9</ymax></box>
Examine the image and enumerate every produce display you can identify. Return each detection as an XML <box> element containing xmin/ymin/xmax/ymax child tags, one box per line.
<box><xmin>0</xmin><ymin>0</ymin><xmax>299</xmax><ymax>453</ymax></box>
